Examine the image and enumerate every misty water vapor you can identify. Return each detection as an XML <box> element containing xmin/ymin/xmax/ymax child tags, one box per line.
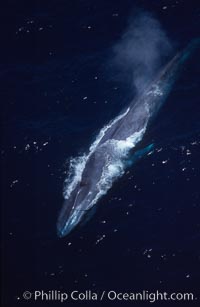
<box><xmin>113</xmin><ymin>11</ymin><xmax>173</xmax><ymax>94</ymax></box>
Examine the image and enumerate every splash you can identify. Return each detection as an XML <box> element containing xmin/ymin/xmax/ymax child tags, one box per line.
<box><xmin>62</xmin><ymin>106</ymin><xmax>143</xmax><ymax>202</ymax></box>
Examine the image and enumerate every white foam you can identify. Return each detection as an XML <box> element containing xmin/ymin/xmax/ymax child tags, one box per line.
<box><xmin>147</xmin><ymin>84</ymin><xmax>163</xmax><ymax>97</ymax></box>
<box><xmin>89</xmin><ymin>107</ymin><xmax>130</xmax><ymax>153</ymax></box>
<box><xmin>87</xmin><ymin>128</ymin><xmax>146</xmax><ymax>208</ymax></box>
<box><xmin>63</xmin><ymin>154</ymin><xmax>87</xmax><ymax>199</ymax></box>
<box><xmin>63</xmin><ymin>123</ymin><xmax>146</xmax><ymax>218</ymax></box>
<box><xmin>63</xmin><ymin>107</ymin><xmax>130</xmax><ymax>199</ymax></box>
<box><xmin>63</xmin><ymin>105</ymin><xmax>147</xmax><ymax>210</ymax></box>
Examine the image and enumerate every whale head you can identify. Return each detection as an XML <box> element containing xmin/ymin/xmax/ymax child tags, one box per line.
<box><xmin>57</xmin><ymin>179</ymin><xmax>94</xmax><ymax>237</ymax></box>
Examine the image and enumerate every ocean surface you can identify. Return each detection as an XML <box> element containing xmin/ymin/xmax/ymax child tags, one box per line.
<box><xmin>2</xmin><ymin>0</ymin><xmax>200</xmax><ymax>306</ymax></box>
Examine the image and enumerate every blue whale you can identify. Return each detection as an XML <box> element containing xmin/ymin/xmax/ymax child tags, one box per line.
<box><xmin>57</xmin><ymin>39</ymin><xmax>199</xmax><ymax>237</ymax></box>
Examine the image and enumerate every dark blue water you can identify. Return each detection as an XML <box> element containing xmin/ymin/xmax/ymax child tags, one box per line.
<box><xmin>2</xmin><ymin>1</ymin><xmax>200</xmax><ymax>306</ymax></box>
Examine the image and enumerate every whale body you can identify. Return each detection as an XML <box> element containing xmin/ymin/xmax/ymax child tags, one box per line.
<box><xmin>57</xmin><ymin>39</ymin><xmax>199</xmax><ymax>238</ymax></box>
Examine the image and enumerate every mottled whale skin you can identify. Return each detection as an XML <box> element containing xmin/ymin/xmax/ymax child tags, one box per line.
<box><xmin>57</xmin><ymin>39</ymin><xmax>199</xmax><ymax>238</ymax></box>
